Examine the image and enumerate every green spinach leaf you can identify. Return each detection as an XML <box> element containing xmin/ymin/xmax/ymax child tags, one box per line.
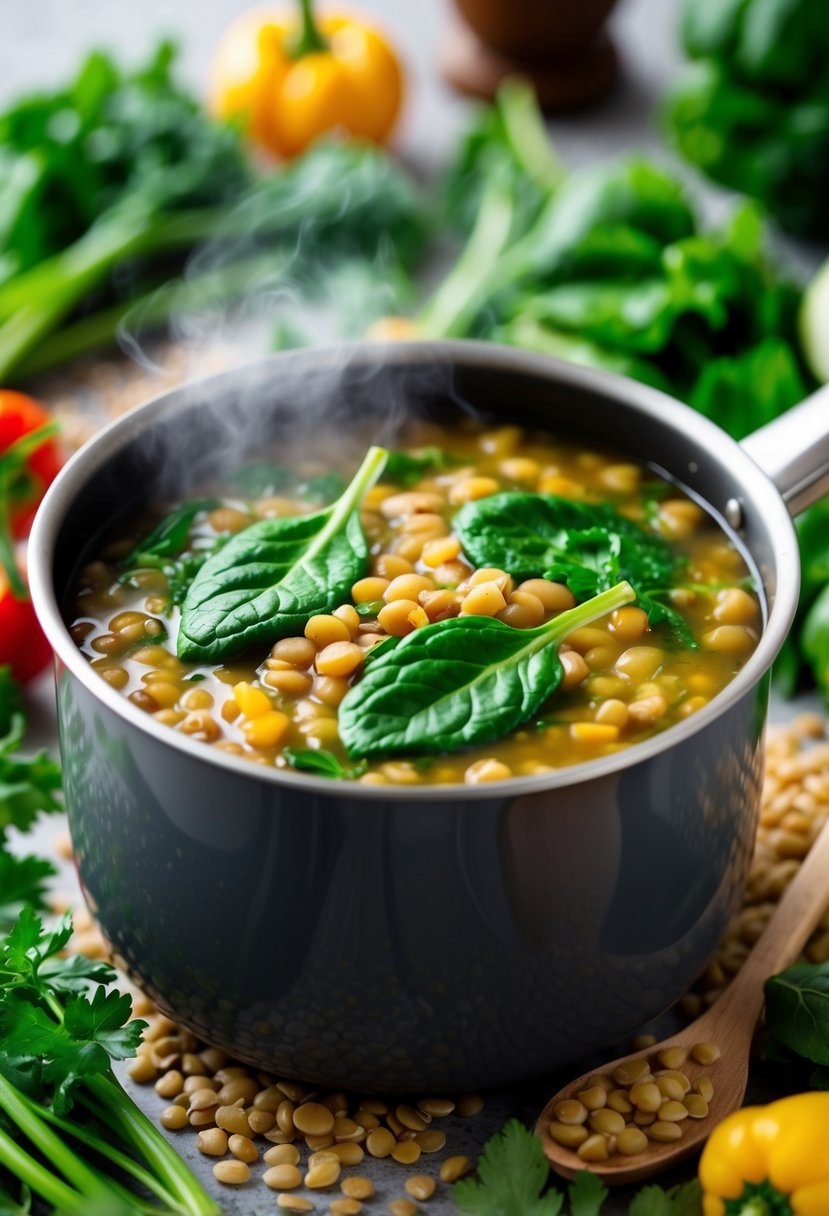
<box><xmin>123</xmin><ymin>498</ymin><xmax>218</xmax><ymax>565</ymax></box>
<box><xmin>385</xmin><ymin>447</ymin><xmax>457</xmax><ymax>487</ymax></box>
<box><xmin>178</xmin><ymin>447</ymin><xmax>387</xmax><ymax>662</ymax></box>
<box><xmin>339</xmin><ymin>582</ymin><xmax>634</xmax><ymax>759</ymax></box>
<box><xmin>765</xmin><ymin>960</ymin><xmax>829</xmax><ymax>1066</ymax></box>
<box><xmin>282</xmin><ymin>747</ymin><xmax>367</xmax><ymax>781</ymax></box>
<box><xmin>454</xmin><ymin>493</ymin><xmax>694</xmax><ymax>646</ymax></box>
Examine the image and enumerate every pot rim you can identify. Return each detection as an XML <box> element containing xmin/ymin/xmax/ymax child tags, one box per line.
<box><xmin>29</xmin><ymin>340</ymin><xmax>799</xmax><ymax>801</ymax></box>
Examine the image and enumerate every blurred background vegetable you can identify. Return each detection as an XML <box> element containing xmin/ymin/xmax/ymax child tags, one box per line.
<box><xmin>665</xmin><ymin>0</ymin><xmax>829</xmax><ymax>239</ymax></box>
<box><xmin>211</xmin><ymin>0</ymin><xmax>403</xmax><ymax>158</ymax></box>
<box><xmin>0</xmin><ymin>41</ymin><xmax>426</xmax><ymax>383</ymax></box>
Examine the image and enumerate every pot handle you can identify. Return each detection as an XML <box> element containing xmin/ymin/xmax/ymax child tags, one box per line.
<box><xmin>740</xmin><ymin>383</ymin><xmax>829</xmax><ymax>516</ymax></box>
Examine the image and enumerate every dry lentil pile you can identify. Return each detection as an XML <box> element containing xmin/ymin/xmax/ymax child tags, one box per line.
<box><xmin>50</xmin><ymin>716</ymin><xmax>829</xmax><ymax>1201</ymax></box>
<box><xmin>680</xmin><ymin>712</ymin><xmax>829</xmax><ymax>1018</ymax></box>
<box><xmin>69</xmin><ymin>420</ymin><xmax>760</xmax><ymax>784</ymax></box>
<box><xmin>125</xmin><ymin>1005</ymin><xmax>480</xmax><ymax>1210</ymax></box>
<box><xmin>547</xmin><ymin>1041</ymin><xmax>721</xmax><ymax>1163</ymax></box>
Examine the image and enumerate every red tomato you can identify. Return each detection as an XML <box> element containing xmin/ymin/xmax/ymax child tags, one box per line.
<box><xmin>0</xmin><ymin>575</ymin><xmax>53</xmax><ymax>684</ymax></box>
<box><xmin>0</xmin><ymin>390</ymin><xmax>63</xmax><ymax>538</ymax></box>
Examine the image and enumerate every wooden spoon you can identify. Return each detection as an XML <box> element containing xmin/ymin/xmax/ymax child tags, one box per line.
<box><xmin>536</xmin><ymin>811</ymin><xmax>829</xmax><ymax>1185</ymax></box>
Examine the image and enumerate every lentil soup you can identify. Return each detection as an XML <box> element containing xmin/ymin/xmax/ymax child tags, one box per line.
<box><xmin>68</xmin><ymin>419</ymin><xmax>761</xmax><ymax>785</ymax></box>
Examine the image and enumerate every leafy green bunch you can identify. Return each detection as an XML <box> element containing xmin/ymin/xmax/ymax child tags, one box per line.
<box><xmin>665</xmin><ymin>0</ymin><xmax>829</xmax><ymax>239</ymax></box>
<box><xmin>0</xmin><ymin>668</ymin><xmax>62</xmax><ymax>932</ymax></box>
<box><xmin>455</xmin><ymin>1120</ymin><xmax>702</xmax><ymax>1216</ymax></box>
<box><xmin>419</xmin><ymin>81</ymin><xmax>810</xmax><ymax>441</ymax></box>
<box><xmin>0</xmin><ymin>44</ymin><xmax>430</xmax><ymax>382</ymax></box>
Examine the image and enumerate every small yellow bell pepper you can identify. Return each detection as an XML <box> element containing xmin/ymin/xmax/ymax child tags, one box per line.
<box><xmin>211</xmin><ymin>0</ymin><xmax>403</xmax><ymax>158</ymax></box>
<box><xmin>699</xmin><ymin>1093</ymin><xmax>829</xmax><ymax>1216</ymax></box>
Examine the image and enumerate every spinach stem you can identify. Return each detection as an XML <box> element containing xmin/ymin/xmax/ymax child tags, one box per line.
<box><xmin>528</xmin><ymin>580</ymin><xmax>636</xmax><ymax>654</ymax></box>
<box><xmin>302</xmin><ymin>446</ymin><xmax>388</xmax><ymax>568</ymax></box>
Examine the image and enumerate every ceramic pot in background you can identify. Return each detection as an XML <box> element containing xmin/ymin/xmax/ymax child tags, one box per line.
<box><xmin>441</xmin><ymin>0</ymin><xmax>620</xmax><ymax>112</ymax></box>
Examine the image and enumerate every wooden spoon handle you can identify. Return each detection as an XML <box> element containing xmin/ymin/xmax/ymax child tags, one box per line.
<box><xmin>713</xmin><ymin>813</ymin><xmax>829</xmax><ymax>1026</ymax></box>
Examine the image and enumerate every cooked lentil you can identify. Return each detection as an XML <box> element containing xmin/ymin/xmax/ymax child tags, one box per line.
<box><xmin>69</xmin><ymin>421</ymin><xmax>759</xmax><ymax>784</ymax></box>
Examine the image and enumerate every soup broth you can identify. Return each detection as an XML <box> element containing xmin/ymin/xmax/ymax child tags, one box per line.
<box><xmin>68</xmin><ymin>419</ymin><xmax>760</xmax><ymax>786</ymax></box>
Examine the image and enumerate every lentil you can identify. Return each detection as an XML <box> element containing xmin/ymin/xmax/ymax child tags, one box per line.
<box><xmin>405</xmin><ymin>1175</ymin><xmax>436</xmax><ymax>1200</ymax></box>
<box><xmin>439</xmin><ymin>1156</ymin><xmax>472</xmax><ymax>1182</ymax></box>
<box><xmin>264</xmin><ymin>1164</ymin><xmax>303</xmax><ymax>1190</ymax></box>
<box><xmin>212</xmin><ymin>1160</ymin><xmax>251</xmax><ymax>1185</ymax></box>
<box><xmin>342</xmin><ymin>1177</ymin><xmax>375</xmax><ymax>1200</ymax></box>
<box><xmin>72</xmin><ymin>423</ymin><xmax>758</xmax><ymax>786</ymax></box>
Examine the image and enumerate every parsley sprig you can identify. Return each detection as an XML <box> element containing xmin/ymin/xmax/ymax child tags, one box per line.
<box><xmin>455</xmin><ymin>1120</ymin><xmax>703</xmax><ymax>1216</ymax></box>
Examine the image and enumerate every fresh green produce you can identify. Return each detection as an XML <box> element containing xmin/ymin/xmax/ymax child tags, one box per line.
<box><xmin>0</xmin><ymin>45</ymin><xmax>429</xmax><ymax>383</ymax></box>
<box><xmin>774</xmin><ymin>500</ymin><xmax>829</xmax><ymax>704</ymax></box>
<box><xmin>339</xmin><ymin>582</ymin><xmax>634</xmax><ymax>759</ymax></box>
<box><xmin>282</xmin><ymin>747</ymin><xmax>366</xmax><ymax>780</ymax></box>
<box><xmin>419</xmin><ymin>82</ymin><xmax>808</xmax><ymax>439</ymax></box>
<box><xmin>453</xmin><ymin>493</ymin><xmax>694</xmax><ymax>646</ymax></box>
<box><xmin>765</xmin><ymin>959</ymin><xmax>829</xmax><ymax>1087</ymax></box>
<box><xmin>666</xmin><ymin>0</ymin><xmax>829</xmax><ymax>239</ymax></box>
<box><xmin>0</xmin><ymin>665</ymin><xmax>219</xmax><ymax>1215</ymax></box>
<box><xmin>179</xmin><ymin>446</ymin><xmax>388</xmax><ymax>661</ymax></box>
<box><xmin>0</xmin><ymin>908</ymin><xmax>220</xmax><ymax>1215</ymax></box>
<box><xmin>800</xmin><ymin>253</ymin><xmax>829</xmax><ymax>384</ymax></box>
<box><xmin>454</xmin><ymin>1119</ymin><xmax>702</xmax><ymax>1215</ymax></box>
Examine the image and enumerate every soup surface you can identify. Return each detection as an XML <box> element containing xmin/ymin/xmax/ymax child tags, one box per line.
<box><xmin>68</xmin><ymin>419</ymin><xmax>761</xmax><ymax>785</ymax></box>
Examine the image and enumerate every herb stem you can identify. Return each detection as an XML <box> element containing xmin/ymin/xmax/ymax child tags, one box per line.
<box><xmin>0</xmin><ymin>1124</ymin><xmax>87</xmax><ymax>1214</ymax></box>
<box><xmin>85</xmin><ymin>1072</ymin><xmax>222</xmax><ymax>1216</ymax></box>
<box><xmin>32</xmin><ymin>1093</ymin><xmax>180</xmax><ymax>1211</ymax></box>
<box><xmin>302</xmin><ymin>445</ymin><xmax>388</xmax><ymax>568</ymax></box>
<box><xmin>0</xmin><ymin>1073</ymin><xmax>120</xmax><ymax>1205</ymax></box>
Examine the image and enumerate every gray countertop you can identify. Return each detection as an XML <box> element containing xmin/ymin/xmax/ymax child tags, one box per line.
<box><xmin>6</xmin><ymin>0</ymin><xmax>825</xmax><ymax>1211</ymax></box>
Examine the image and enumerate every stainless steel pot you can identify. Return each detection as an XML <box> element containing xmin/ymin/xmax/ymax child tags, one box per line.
<box><xmin>29</xmin><ymin>342</ymin><xmax>829</xmax><ymax>1092</ymax></box>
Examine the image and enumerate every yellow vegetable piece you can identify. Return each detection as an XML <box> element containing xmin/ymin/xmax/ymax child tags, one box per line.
<box><xmin>211</xmin><ymin>0</ymin><xmax>403</xmax><ymax>158</ymax></box>
<box><xmin>699</xmin><ymin>1092</ymin><xmax>829</xmax><ymax>1216</ymax></box>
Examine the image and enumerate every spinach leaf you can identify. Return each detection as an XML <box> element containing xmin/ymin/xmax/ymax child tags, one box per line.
<box><xmin>454</xmin><ymin>493</ymin><xmax>695</xmax><ymax>648</ymax></box>
<box><xmin>765</xmin><ymin>960</ymin><xmax>829</xmax><ymax>1066</ymax></box>
<box><xmin>339</xmin><ymin>583</ymin><xmax>634</xmax><ymax>759</ymax></box>
<box><xmin>282</xmin><ymin>748</ymin><xmax>366</xmax><ymax>780</ymax></box>
<box><xmin>385</xmin><ymin>447</ymin><xmax>456</xmax><ymax>487</ymax></box>
<box><xmin>227</xmin><ymin>464</ymin><xmax>346</xmax><ymax>503</ymax></box>
<box><xmin>123</xmin><ymin>499</ymin><xmax>218</xmax><ymax>565</ymax></box>
<box><xmin>178</xmin><ymin>447</ymin><xmax>387</xmax><ymax>662</ymax></box>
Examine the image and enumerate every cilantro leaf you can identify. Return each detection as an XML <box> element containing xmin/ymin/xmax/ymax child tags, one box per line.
<box><xmin>0</xmin><ymin>668</ymin><xmax>62</xmax><ymax>835</ymax></box>
<box><xmin>454</xmin><ymin>1120</ymin><xmax>564</xmax><ymax>1216</ymax></box>
<box><xmin>629</xmin><ymin>1181</ymin><xmax>702</xmax><ymax>1216</ymax></box>
<box><xmin>568</xmin><ymin>1171</ymin><xmax>608</xmax><ymax>1216</ymax></box>
<box><xmin>0</xmin><ymin>852</ymin><xmax>55</xmax><ymax>930</ymax></box>
<box><xmin>63</xmin><ymin>987</ymin><xmax>143</xmax><ymax>1062</ymax></box>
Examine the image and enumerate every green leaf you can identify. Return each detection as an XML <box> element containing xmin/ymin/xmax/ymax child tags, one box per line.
<box><xmin>339</xmin><ymin>582</ymin><xmax>635</xmax><ymax>759</ymax></box>
<box><xmin>62</xmin><ymin>987</ymin><xmax>144</xmax><ymax>1062</ymax></box>
<box><xmin>801</xmin><ymin>584</ymin><xmax>829</xmax><ymax>706</ymax></box>
<box><xmin>568</xmin><ymin>1170</ymin><xmax>608</xmax><ymax>1216</ymax></box>
<box><xmin>123</xmin><ymin>499</ymin><xmax>217</xmax><ymax>565</ymax></box>
<box><xmin>179</xmin><ymin>447</ymin><xmax>388</xmax><ymax>662</ymax></box>
<box><xmin>453</xmin><ymin>492</ymin><xmax>694</xmax><ymax>647</ymax></box>
<box><xmin>765</xmin><ymin>960</ymin><xmax>829</xmax><ymax>1065</ymax></box>
<box><xmin>0</xmin><ymin>853</ymin><xmax>55</xmax><ymax>931</ymax></box>
<box><xmin>282</xmin><ymin>748</ymin><xmax>346</xmax><ymax>779</ymax></box>
<box><xmin>454</xmin><ymin>1120</ymin><xmax>564</xmax><ymax>1216</ymax></box>
<box><xmin>385</xmin><ymin>447</ymin><xmax>457</xmax><ymax>487</ymax></box>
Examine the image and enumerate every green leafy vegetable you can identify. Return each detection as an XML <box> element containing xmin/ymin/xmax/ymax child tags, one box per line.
<box><xmin>773</xmin><ymin>500</ymin><xmax>829</xmax><ymax>705</ymax></box>
<box><xmin>666</xmin><ymin>0</ymin><xmax>829</xmax><ymax>239</ymax></box>
<box><xmin>0</xmin><ymin>852</ymin><xmax>55</xmax><ymax>933</ymax></box>
<box><xmin>384</xmin><ymin>447</ymin><xmax>457</xmax><ymax>487</ymax></box>
<box><xmin>453</xmin><ymin>1119</ymin><xmax>700</xmax><ymax>1216</ymax></box>
<box><xmin>454</xmin><ymin>493</ymin><xmax>695</xmax><ymax>647</ymax></box>
<box><xmin>0</xmin><ymin>667</ymin><xmax>62</xmax><ymax>836</ymax></box>
<box><xmin>124</xmin><ymin>499</ymin><xmax>218</xmax><ymax>565</ymax></box>
<box><xmin>765</xmin><ymin>959</ymin><xmax>829</xmax><ymax>1068</ymax></box>
<box><xmin>340</xmin><ymin>581</ymin><xmax>634</xmax><ymax>759</ymax></box>
<box><xmin>0</xmin><ymin>47</ymin><xmax>431</xmax><ymax>382</ymax></box>
<box><xmin>282</xmin><ymin>747</ymin><xmax>366</xmax><ymax>780</ymax></box>
<box><xmin>454</xmin><ymin>1119</ymin><xmax>564</xmax><ymax>1216</ymax></box>
<box><xmin>0</xmin><ymin>906</ymin><xmax>220</xmax><ymax>1215</ymax></box>
<box><xmin>179</xmin><ymin>447</ymin><xmax>387</xmax><ymax>661</ymax></box>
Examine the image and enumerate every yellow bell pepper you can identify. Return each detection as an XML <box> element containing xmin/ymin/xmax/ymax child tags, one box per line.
<box><xmin>699</xmin><ymin>1093</ymin><xmax>829</xmax><ymax>1216</ymax></box>
<box><xmin>211</xmin><ymin>0</ymin><xmax>403</xmax><ymax>158</ymax></box>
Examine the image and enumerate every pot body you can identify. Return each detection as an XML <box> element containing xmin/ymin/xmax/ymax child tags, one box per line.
<box><xmin>32</xmin><ymin>343</ymin><xmax>794</xmax><ymax>1091</ymax></box>
<box><xmin>60</xmin><ymin>667</ymin><xmax>764</xmax><ymax>1091</ymax></box>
